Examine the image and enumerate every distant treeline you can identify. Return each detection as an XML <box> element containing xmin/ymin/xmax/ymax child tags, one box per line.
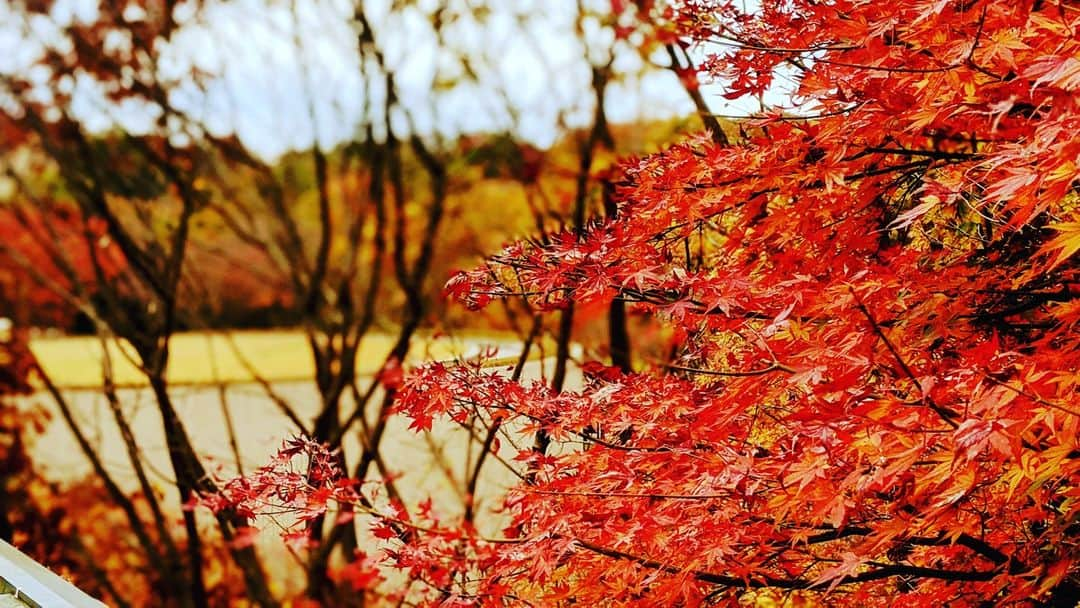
<box><xmin>1</xmin><ymin>119</ymin><xmax>704</xmax><ymax>334</ymax></box>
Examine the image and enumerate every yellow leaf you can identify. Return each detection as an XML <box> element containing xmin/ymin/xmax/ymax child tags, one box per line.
<box><xmin>1041</xmin><ymin>221</ymin><xmax>1080</xmax><ymax>271</ymax></box>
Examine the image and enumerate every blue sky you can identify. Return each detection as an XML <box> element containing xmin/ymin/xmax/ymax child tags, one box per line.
<box><xmin>1</xmin><ymin>0</ymin><xmax>793</xmax><ymax>159</ymax></box>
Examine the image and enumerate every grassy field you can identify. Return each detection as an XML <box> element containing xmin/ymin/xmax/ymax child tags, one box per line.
<box><xmin>29</xmin><ymin>330</ymin><xmax>525</xmax><ymax>389</ymax></box>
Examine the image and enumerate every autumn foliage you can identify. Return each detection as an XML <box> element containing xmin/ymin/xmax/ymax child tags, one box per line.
<box><xmin>0</xmin><ymin>206</ymin><xmax>126</xmax><ymax>329</ymax></box>
<box><xmin>215</xmin><ymin>0</ymin><xmax>1080</xmax><ymax>606</ymax></box>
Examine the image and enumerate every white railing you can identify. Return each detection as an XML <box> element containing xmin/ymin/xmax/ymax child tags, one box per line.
<box><xmin>0</xmin><ymin>540</ymin><xmax>107</xmax><ymax>608</ymax></box>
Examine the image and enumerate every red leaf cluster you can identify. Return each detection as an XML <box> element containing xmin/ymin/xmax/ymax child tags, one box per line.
<box><xmin>413</xmin><ymin>1</ymin><xmax>1080</xmax><ymax>604</ymax></box>
<box><xmin>221</xmin><ymin>0</ymin><xmax>1080</xmax><ymax>605</ymax></box>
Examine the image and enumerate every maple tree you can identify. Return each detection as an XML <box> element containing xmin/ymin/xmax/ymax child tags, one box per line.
<box><xmin>214</xmin><ymin>0</ymin><xmax>1080</xmax><ymax>606</ymax></box>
